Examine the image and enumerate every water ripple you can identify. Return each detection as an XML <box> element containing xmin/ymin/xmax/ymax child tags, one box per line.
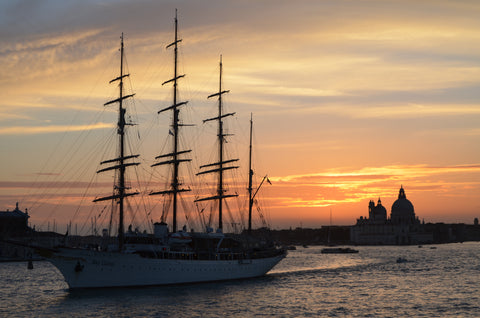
<box><xmin>1</xmin><ymin>242</ymin><xmax>479</xmax><ymax>317</ymax></box>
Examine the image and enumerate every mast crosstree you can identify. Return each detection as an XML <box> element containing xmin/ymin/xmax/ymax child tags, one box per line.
<box><xmin>196</xmin><ymin>56</ymin><xmax>238</xmax><ymax>231</ymax></box>
<box><xmin>150</xmin><ymin>10</ymin><xmax>191</xmax><ymax>233</ymax></box>
<box><xmin>93</xmin><ymin>33</ymin><xmax>139</xmax><ymax>251</ymax></box>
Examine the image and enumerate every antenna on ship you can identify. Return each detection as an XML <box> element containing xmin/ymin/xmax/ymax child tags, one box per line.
<box><xmin>93</xmin><ymin>33</ymin><xmax>139</xmax><ymax>251</ymax></box>
<box><xmin>150</xmin><ymin>9</ymin><xmax>192</xmax><ymax>233</ymax></box>
<box><xmin>196</xmin><ymin>55</ymin><xmax>238</xmax><ymax>232</ymax></box>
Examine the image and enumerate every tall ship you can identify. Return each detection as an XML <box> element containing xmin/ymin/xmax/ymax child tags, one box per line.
<box><xmin>34</xmin><ymin>13</ymin><xmax>285</xmax><ymax>289</ymax></box>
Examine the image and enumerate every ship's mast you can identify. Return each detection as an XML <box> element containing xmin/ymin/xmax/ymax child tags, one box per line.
<box><xmin>248</xmin><ymin>113</ymin><xmax>253</xmax><ymax>233</ymax></box>
<box><xmin>196</xmin><ymin>56</ymin><xmax>238</xmax><ymax>231</ymax></box>
<box><xmin>247</xmin><ymin>114</ymin><xmax>270</xmax><ymax>232</ymax></box>
<box><xmin>150</xmin><ymin>10</ymin><xmax>191</xmax><ymax>233</ymax></box>
<box><xmin>93</xmin><ymin>33</ymin><xmax>139</xmax><ymax>251</ymax></box>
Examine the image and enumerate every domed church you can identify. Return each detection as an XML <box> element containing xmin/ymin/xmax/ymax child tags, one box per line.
<box><xmin>391</xmin><ymin>186</ymin><xmax>417</xmax><ymax>224</ymax></box>
<box><xmin>351</xmin><ymin>186</ymin><xmax>433</xmax><ymax>245</ymax></box>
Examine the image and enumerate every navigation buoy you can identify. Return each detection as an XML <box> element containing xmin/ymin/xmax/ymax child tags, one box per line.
<box><xmin>27</xmin><ymin>260</ymin><xmax>33</xmax><ymax>269</ymax></box>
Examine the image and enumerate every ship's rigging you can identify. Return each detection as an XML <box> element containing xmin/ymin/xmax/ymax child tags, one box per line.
<box><xmin>93</xmin><ymin>33</ymin><xmax>139</xmax><ymax>251</ymax></box>
<box><xmin>195</xmin><ymin>56</ymin><xmax>239</xmax><ymax>232</ymax></box>
<box><xmin>6</xmin><ymin>10</ymin><xmax>287</xmax><ymax>290</ymax></box>
<box><xmin>22</xmin><ymin>13</ymin><xmax>272</xmax><ymax>238</ymax></box>
<box><xmin>150</xmin><ymin>10</ymin><xmax>192</xmax><ymax>233</ymax></box>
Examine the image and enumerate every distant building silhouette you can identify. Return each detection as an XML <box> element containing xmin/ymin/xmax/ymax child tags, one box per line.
<box><xmin>0</xmin><ymin>202</ymin><xmax>30</xmax><ymax>238</ymax></box>
<box><xmin>351</xmin><ymin>186</ymin><xmax>434</xmax><ymax>245</ymax></box>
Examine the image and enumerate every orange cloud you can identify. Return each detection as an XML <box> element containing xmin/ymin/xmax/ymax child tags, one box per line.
<box><xmin>266</xmin><ymin>164</ymin><xmax>480</xmax><ymax>211</ymax></box>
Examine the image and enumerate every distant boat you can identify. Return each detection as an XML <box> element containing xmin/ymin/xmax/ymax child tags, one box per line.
<box><xmin>396</xmin><ymin>257</ymin><xmax>408</xmax><ymax>263</ymax></box>
<box><xmin>31</xmin><ymin>12</ymin><xmax>286</xmax><ymax>289</ymax></box>
<box><xmin>321</xmin><ymin>247</ymin><xmax>359</xmax><ymax>254</ymax></box>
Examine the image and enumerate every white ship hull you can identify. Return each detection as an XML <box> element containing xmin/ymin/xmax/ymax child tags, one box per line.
<box><xmin>46</xmin><ymin>248</ymin><xmax>285</xmax><ymax>289</ymax></box>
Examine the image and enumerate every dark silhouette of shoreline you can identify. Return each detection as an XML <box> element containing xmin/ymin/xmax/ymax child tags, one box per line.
<box><xmin>249</xmin><ymin>222</ymin><xmax>480</xmax><ymax>246</ymax></box>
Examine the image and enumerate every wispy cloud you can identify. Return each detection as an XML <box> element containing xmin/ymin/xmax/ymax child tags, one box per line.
<box><xmin>0</xmin><ymin>122</ymin><xmax>114</xmax><ymax>135</ymax></box>
<box><xmin>346</xmin><ymin>103</ymin><xmax>480</xmax><ymax>119</ymax></box>
<box><xmin>271</xmin><ymin>164</ymin><xmax>480</xmax><ymax>185</ymax></box>
<box><xmin>0</xmin><ymin>181</ymin><xmax>109</xmax><ymax>189</ymax></box>
<box><xmin>0</xmin><ymin>29</ymin><xmax>109</xmax><ymax>83</ymax></box>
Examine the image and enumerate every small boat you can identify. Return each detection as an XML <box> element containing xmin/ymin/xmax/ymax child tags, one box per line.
<box><xmin>396</xmin><ymin>257</ymin><xmax>407</xmax><ymax>263</ymax></box>
<box><xmin>321</xmin><ymin>247</ymin><xmax>359</xmax><ymax>254</ymax></box>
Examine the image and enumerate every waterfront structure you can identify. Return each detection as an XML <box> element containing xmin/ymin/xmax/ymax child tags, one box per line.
<box><xmin>351</xmin><ymin>186</ymin><xmax>434</xmax><ymax>245</ymax></box>
<box><xmin>0</xmin><ymin>203</ymin><xmax>30</xmax><ymax>237</ymax></box>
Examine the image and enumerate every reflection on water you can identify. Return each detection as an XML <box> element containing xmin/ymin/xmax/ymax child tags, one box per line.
<box><xmin>1</xmin><ymin>243</ymin><xmax>479</xmax><ymax>317</ymax></box>
<box><xmin>270</xmin><ymin>246</ymin><xmax>373</xmax><ymax>274</ymax></box>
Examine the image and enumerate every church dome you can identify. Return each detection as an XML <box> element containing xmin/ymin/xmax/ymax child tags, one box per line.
<box><xmin>390</xmin><ymin>186</ymin><xmax>416</xmax><ymax>224</ymax></box>
<box><xmin>374</xmin><ymin>198</ymin><xmax>387</xmax><ymax>219</ymax></box>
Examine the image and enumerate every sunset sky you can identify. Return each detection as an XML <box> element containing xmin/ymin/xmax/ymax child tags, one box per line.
<box><xmin>1</xmin><ymin>0</ymin><xmax>480</xmax><ymax>233</ymax></box>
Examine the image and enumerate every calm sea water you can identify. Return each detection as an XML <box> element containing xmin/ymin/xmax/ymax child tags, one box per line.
<box><xmin>1</xmin><ymin>243</ymin><xmax>479</xmax><ymax>317</ymax></box>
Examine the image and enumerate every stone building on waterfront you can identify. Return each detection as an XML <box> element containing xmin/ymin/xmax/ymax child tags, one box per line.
<box><xmin>351</xmin><ymin>186</ymin><xmax>434</xmax><ymax>245</ymax></box>
<box><xmin>0</xmin><ymin>203</ymin><xmax>30</xmax><ymax>238</ymax></box>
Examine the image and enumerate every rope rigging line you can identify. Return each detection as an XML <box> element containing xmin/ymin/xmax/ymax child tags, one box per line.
<box><xmin>35</xmin><ymin>121</ymin><xmax>117</xmax><ymax>231</ymax></box>
<box><xmin>28</xmin><ymin>106</ymin><xmax>113</xmax><ymax>213</ymax></box>
<box><xmin>20</xmin><ymin>52</ymin><xmax>116</xmax><ymax>210</ymax></box>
